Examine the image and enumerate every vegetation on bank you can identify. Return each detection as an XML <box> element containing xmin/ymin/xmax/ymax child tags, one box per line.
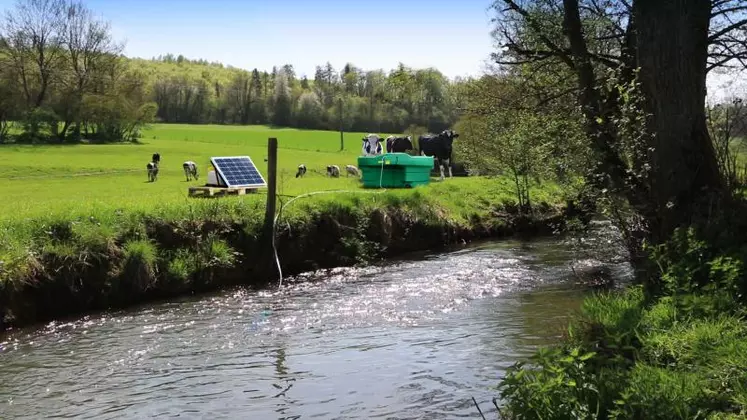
<box><xmin>0</xmin><ymin>174</ymin><xmax>570</xmax><ymax>331</ymax></box>
<box><xmin>497</xmin><ymin>222</ymin><xmax>747</xmax><ymax>419</ymax></box>
<box><xmin>483</xmin><ymin>1</ymin><xmax>747</xmax><ymax>419</ymax></box>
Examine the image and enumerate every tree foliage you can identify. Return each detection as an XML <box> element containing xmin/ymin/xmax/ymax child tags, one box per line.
<box><xmin>455</xmin><ymin>74</ymin><xmax>588</xmax><ymax>210</ymax></box>
<box><xmin>490</xmin><ymin>0</ymin><xmax>747</xmax><ymax>284</ymax></box>
<box><xmin>0</xmin><ymin>0</ymin><xmax>155</xmax><ymax>143</ymax></box>
<box><xmin>140</xmin><ymin>57</ymin><xmax>466</xmax><ymax>134</ymax></box>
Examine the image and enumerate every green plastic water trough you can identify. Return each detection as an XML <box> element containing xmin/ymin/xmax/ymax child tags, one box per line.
<box><xmin>357</xmin><ymin>153</ymin><xmax>434</xmax><ymax>189</ymax></box>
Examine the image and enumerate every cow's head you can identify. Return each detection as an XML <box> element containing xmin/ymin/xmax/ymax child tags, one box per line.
<box><xmin>439</xmin><ymin>130</ymin><xmax>459</xmax><ymax>152</ymax></box>
<box><xmin>441</xmin><ymin>130</ymin><xmax>459</xmax><ymax>141</ymax></box>
<box><xmin>391</xmin><ymin>136</ymin><xmax>413</xmax><ymax>152</ymax></box>
<box><xmin>362</xmin><ymin>134</ymin><xmax>384</xmax><ymax>155</ymax></box>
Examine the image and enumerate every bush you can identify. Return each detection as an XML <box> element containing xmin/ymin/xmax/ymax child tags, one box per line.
<box><xmin>497</xmin><ymin>226</ymin><xmax>747</xmax><ymax>419</ymax></box>
<box><xmin>167</xmin><ymin>248</ymin><xmax>194</xmax><ymax>283</ymax></box>
<box><xmin>117</xmin><ymin>239</ymin><xmax>157</xmax><ymax>292</ymax></box>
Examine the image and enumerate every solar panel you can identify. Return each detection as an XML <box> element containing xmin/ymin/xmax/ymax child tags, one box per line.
<box><xmin>210</xmin><ymin>156</ymin><xmax>267</xmax><ymax>188</ymax></box>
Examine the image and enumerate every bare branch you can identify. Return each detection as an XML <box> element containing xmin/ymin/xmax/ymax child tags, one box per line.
<box><xmin>499</xmin><ymin>0</ymin><xmax>577</xmax><ymax>69</ymax></box>
<box><xmin>709</xmin><ymin>18</ymin><xmax>747</xmax><ymax>42</ymax></box>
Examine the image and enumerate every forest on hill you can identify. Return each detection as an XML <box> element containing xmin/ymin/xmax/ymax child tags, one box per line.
<box><xmin>0</xmin><ymin>0</ymin><xmax>468</xmax><ymax>144</ymax></box>
<box><xmin>137</xmin><ymin>55</ymin><xmax>467</xmax><ymax>134</ymax></box>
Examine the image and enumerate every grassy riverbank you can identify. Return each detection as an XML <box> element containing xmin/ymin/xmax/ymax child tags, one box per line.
<box><xmin>0</xmin><ymin>124</ymin><xmax>575</xmax><ymax>332</ymax></box>
<box><xmin>497</xmin><ymin>224</ymin><xmax>747</xmax><ymax>419</ymax></box>
<box><xmin>0</xmin><ymin>177</ymin><xmax>569</xmax><ymax>332</ymax></box>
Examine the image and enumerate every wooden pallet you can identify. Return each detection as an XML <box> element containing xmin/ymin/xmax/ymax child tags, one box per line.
<box><xmin>188</xmin><ymin>186</ymin><xmax>259</xmax><ymax>198</ymax></box>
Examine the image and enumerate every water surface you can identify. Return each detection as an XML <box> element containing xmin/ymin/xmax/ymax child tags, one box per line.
<box><xmin>0</xmin><ymin>221</ymin><xmax>630</xmax><ymax>419</ymax></box>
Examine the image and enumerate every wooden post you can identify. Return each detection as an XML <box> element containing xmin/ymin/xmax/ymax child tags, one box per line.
<box><xmin>262</xmin><ymin>137</ymin><xmax>278</xmax><ymax>279</ymax></box>
<box><xmin>339</xmin><ymin>97</ymin><xmax>344</xmax><ymax>151</ymax></box>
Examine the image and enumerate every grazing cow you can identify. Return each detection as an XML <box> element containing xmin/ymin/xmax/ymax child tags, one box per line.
<box><xmin>418</xmin><ymin>129</ymin><xmax>460</xmax><ymax>180</ymax></box>
<box><xmin>361</xmin><ymin>134</ymin><xmax>384</xmax><ymax>156</ymax></box>
<box><xmin>183</xmin><ymin>161</ymin><xmax>198</xmax><ymax>181</ymax></box>
<box><xmin>326</xmin><ymin>165</ymin><xmax>340</xmax><ymax>178</ymax></box>
<box><xmin>146</xmin><ymin>161</ymin><xmax>159</xmax><ymax>182</ymax></box>
<box><xmin>296</xmin><ymin>164</ymin><xmax>307</xmax><ymax>178</ymax></box>
<box><xmin>345</xmin><ymin>164</ymin><xmax>360</xmax><ymax>177</ymax></box>
<box><xmin>385</xmin><ymin>135</ymin><xmax>414</xmax><ymax>154</ymax></box>
<box><xmin>152</xmin><ymin>152</ymin><xmax>161</xmax><ymax>164</ymax></box>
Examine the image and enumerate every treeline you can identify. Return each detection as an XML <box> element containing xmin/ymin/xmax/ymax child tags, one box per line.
<box><xmin>0</xmin><ymin>0</ymin><xmax>468</xmax><ymax>144</ymax></box>
<box><xmin>144</xmin><ymin>56</ymin><xmax>467</xmax><ymax>134</ymax></box>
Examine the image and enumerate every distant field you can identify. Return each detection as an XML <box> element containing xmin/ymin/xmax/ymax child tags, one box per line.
<box><xmin>0</xmin><ymin>124</ymin><xmax>394</xmax><ymax>219</ymax></box>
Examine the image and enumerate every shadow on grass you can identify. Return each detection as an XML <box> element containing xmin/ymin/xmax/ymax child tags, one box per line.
<box><xmin>0</xmin><ymin>139</ymin><xmax>143</xmax><ymax>148</ymax></box>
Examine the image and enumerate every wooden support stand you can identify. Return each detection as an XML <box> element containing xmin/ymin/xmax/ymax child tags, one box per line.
<box><xmin>188</xmin><ymin>186</ymin><xmax>258</xmax><ymax>197</ymax></box>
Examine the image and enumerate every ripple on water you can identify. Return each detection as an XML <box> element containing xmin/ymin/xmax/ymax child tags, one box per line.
<box><xmin>0</xmin><ymin>227</ymin><xmax>632</xmax><ymax>419</ymax></box>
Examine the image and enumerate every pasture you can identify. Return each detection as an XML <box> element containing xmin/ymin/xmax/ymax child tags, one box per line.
<box><xmin>0</xmin><ymin>123</ymin><xmax>569</xmax><ymax>290</ymax></box>
<box><xmin>0</xmin><ymin>124</ymin><xmax>391</xmax><ymax>219</ymax></box>
<box><xmin>0</xmin><ymin>123</ymin><xmax>568</xmax><ymax>232</ymax></box>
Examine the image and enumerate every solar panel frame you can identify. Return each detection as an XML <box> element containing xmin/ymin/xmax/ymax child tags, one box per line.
<box><xmin>210</xmin><ymin>156</ymin><xmax>267</xmax><ymax>188</ymax></box>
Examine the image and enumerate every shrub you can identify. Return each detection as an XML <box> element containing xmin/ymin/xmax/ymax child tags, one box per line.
<box><xmin>498</xmin><ymin>346</ymin><xmax>624</xmax><ymax>419</ymax></box>
<box><xmin>116</xmin><ymin>239</ymin><xmax>158</xmax><ymax>293</ymax></box>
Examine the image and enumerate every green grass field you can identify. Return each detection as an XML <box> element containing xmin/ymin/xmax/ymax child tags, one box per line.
<box><xmin>0</xmin><ymin>123</ymin><xmax>571</xmax><ymax>289</ymax></box>
<box><xmin>0</xmin><ymin>124</ymin><xmax>395</xmax><ymax>219</ymax></box>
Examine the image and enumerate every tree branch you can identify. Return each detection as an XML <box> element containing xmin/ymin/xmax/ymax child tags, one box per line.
<box><xmin>711</xmin><ymin>5</ymin><xmax>747</xmax><ymax>18</ymax></box>
<box><xmin>500</xmin><ymin>0</ymin><xmax>577</xmax><ymax>69</ymax></box>
<box><xmin>708</xmin><ymin>18</ymin><xmax>747</xmax><ymax>42</ymax></box>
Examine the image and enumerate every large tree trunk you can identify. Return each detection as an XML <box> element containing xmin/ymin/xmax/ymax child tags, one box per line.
<box><xmin>561</xmin><ymin>0</ymin><xmax>725</xmax><ymax>287</ymax></box>
<box><xmin>634</xmin><ymin>0</ymin><xmax>725</xmax><ymax>244</ymax></box>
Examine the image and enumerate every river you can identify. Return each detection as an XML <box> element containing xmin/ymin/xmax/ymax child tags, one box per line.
<box><xmin>0</xmin><ymin>220</ymin><xmax>630</xmax><ymax>419</ymax></box>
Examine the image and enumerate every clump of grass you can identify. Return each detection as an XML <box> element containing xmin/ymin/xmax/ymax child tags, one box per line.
<box><xmin>166</xmin><ymin>248</ymin><xmax>196</xmax><ymax>283</ymax></box>
<box><xmin>204</xmin><ymin>234</ymin><xmax>237</xmax><ymax>268</ymax></box>
<box><xmin>614</xmin><ymin>364</ymin><xmax>714</xmax><ymax>419</ymax></box>
<box><xmin>569</xmin><ymin>286</ymin><xmax>645</xmax><ymax>352</ymax></box>
<box><xmin>116</xmin><ymin>239</ymin><xmax>158</xmax><ymax>293</ymax></box>
<box><xmin>0</xmin><ymin>232</ymin><xmax>40</xmax><ymax>288</ymax></box>
<box><xmin>640</xmin><ymin>315</ymin><xmax>747</xmax><ymax>368</ymax></box>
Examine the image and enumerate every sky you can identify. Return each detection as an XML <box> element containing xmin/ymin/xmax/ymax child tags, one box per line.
<box><xmin>0</xmin><ymin>0</ymin><xmax>741</xmax><ymax>95</ymax></box>
<box><xmin>0</xmin><ymin>0</ymin><xmax>497</xmax><ymax>79</ymax></box>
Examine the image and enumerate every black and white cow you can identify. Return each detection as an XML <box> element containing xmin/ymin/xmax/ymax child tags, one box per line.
<box><xmin>385</xmin><ymin>135</ymin><xmax>414</xmax><ymax>154</ymax></box>
<box><xmin>183</xmin><ymin>161</ymin><xmax>198</xmax><ymax>181</ymax></box>
<box><xmin>418</xmin><ymin>129</ymin><xmax>460</xmax><ymax>180</ymax></box>
<box><xmin>361</xmin><ymin>134</ymin><xmax>384</xmax><ymax>156</ymax></box>
<box><xmin>146</xmin><ymin>161</ymin><xmax>159</xmax><ymax>182</ymax></box>
<box><xmin>296</xmin><ymin>164</ymin><xmax>307</xmax><ymax>178</ymax></box>
<box><xmin>152</xmin><ymin>152</ymin><xmax>161</xmax><ymax>164</ymax></box>
<box><xmin>326</xmin><ymin>165</ymin><xmax>341</xmax><ymax>177</ymax></box>
<box><xmin>345</xmin><ymin>164</ymin><xmax>360</xmax><ymax>177</ymax></box>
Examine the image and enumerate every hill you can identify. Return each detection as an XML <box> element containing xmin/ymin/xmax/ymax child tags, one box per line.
<box><xmin>126</xmin><ymin>56</ymin><xmax>468</xmax><ymax>134</ymax></box>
